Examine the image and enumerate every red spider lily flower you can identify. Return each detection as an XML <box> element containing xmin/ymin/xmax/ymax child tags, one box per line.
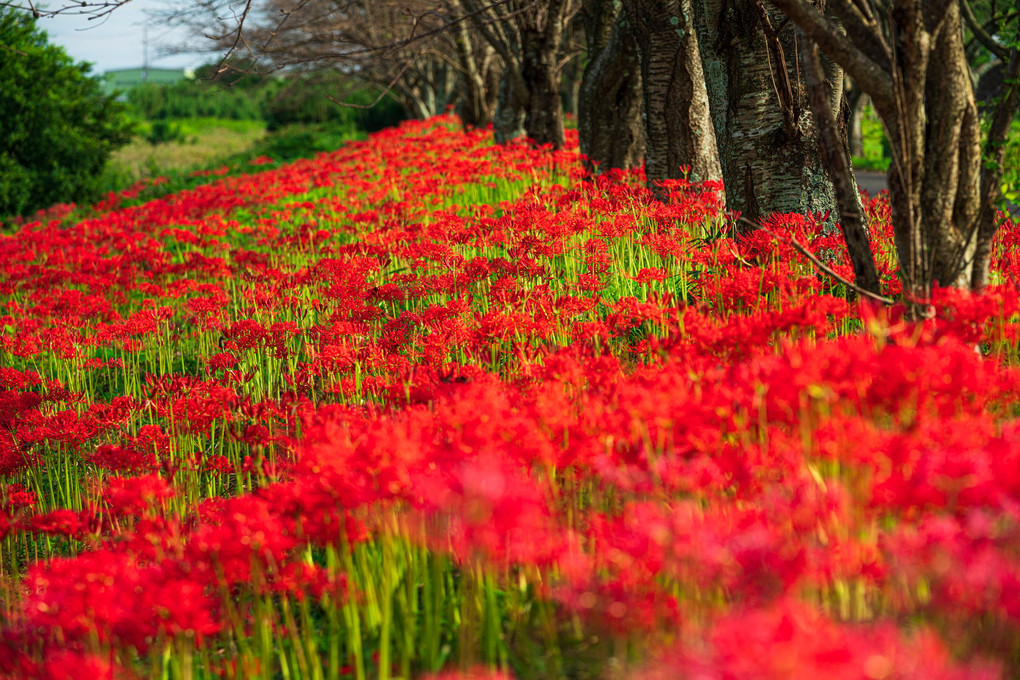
<box><xmin>102</xmin><ymin>474</ymin><xmax>174</xmax><ymax>518</ymax></box>
<box><xmin>633</xmin><ymin>599</ymin><xmax>999</xmax><ymax>680</ymax></box>
<box><xmin>38</xmin><ymin>649</ymin><xmax>125</xmax><ymax>680</ymax></box>
<box><xmin>424</xmin><ymin>669</ymin><xmax>515</xmax><ymax>680</ymax></box>
<box><xmin>25</xmin><ymin>550</ymin><xmax>222</xmax><ymax>652</ymax></box>
<box><xmin>25</xmin><ymin>509</ymin><xmax>84</xmax><ymax>539</ymax></box>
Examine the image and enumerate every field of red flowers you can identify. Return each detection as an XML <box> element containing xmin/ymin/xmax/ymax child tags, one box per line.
<box><xmin>2</xmin><ymin>115</ymin><xmax>1020</xmax><ymax>679</ymax></box>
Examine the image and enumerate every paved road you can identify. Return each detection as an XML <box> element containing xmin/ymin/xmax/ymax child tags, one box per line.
<box><xmin>854</xmin><ymin>169</ymin><xmax>888</xmax><ymax>197</ymax></box>
<box><xmin>854</xmin><ymin>168</ymin><xmax>1019</xmax><ymax>216</ymax></box>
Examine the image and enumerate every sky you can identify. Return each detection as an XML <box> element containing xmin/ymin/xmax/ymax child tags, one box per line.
<box><xmin>27</xmin><ymin>0</ymin><xmax>221</xmax><ymax>74</ymax></box>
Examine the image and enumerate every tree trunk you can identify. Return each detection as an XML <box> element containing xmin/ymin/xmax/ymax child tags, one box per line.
<box><xmin>494</xmin><ymin>71</ymin><xmax>529</xmax><ymax>143</ymax></box>
<box><xmin>560</xmin><ymin>33</ymin><xmax>584</xmax><ymax>118</ymax></box>
<box><xmin>922</xmin><ymin>3</ymin><xmax>982</xmax><ymax>289</ymax></box>
<box><xmin>578</xmin><ymin>0</ymin><xmax>645</xmax><ymax>173</ymax></box>
<box><xmin>462</xmin><ymin>0</ymin><xmax>574</xmax><ymax>150</ymax></box>
<box><xmin>694</xmin><ymin>0</ymin><xmax>844</xmax><ymax>225</ymax></box>
<box><xmin>452</xmin><ymin>19</ymin><xmax>499</xmax><ymax>129</ymax></box>
<box><xmin>625</xmin><ymin>0</ymin><xmax>722</xmax><ymax>190</ymax></box>
<box><xmin>846</xmin><ymin>86</ymin><xmax>867</xmax><ymax>158</ymax></box>
<box><xmin>801</xmin><ymin>33</ymin><xmax>882</xmax><ymax>297</ymax></box>
<box><xmin>767</xmin><ymin>0</ymin><xmax>1020</xmax><ymax>312</ymax></box>
<box><xmin>521</xmin><ymin>28</ymin><xmax>567</xmax><ymax>147</ymax></box>
<box><xmin>972</xmin><ymin>49</ymin><xmax>1020</xmax><ymax>290</ymax></box>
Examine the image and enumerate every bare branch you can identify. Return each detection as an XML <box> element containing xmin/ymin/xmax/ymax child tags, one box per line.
<box><xmin>324</xmin><ymin>57</ymin><xmax>416</xmax><ymax>109</ymax></box>
<box><xmin>738</xmin><ymin>217</ymin><xmax>894</xmax><ymax>305</ymax></box>
<box><xmin>828</xmin><ymin>0</ymin><xmax>891</xmax><ymax>72</ymax></box>
<box><xmin>799</xmin><ymin>27</ymin><xmax>883</xmax><ymax>297</ymax></box>
<box><xmin>767</xmin><ymin>0</ymin><xmax>894</xmax><ymax>107</ymax></box>
<box><xmin>1</xmin><ymin>0</ymin><xmax>134</xmax><ymax>21</ymax></box>
<box><xmin>216</xmin><ymin>0</ymin><xmax>257</xmax><ymax>64</ymax></box>
<box><xmin>959</xmin><ymin>0</ymin><xmax>1010</xmax><ymax>61</ymax></box>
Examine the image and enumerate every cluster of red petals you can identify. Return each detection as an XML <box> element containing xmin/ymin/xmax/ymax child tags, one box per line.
<box><xmin>0</xmin><ymin>115</ymin><xmax>1018</xmax><ymax>678</ymax></box>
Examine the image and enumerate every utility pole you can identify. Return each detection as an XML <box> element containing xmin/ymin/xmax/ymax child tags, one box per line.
<box><xmin>143</xmin><ymin>23</ymin><xmax>149</xmax><ymax>81</ymax></box>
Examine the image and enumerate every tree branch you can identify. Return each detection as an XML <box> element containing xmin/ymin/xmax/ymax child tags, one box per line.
<box><xmin>959</xmin><ymin>0</ymin><xmax>1010</xmax><ymax>61</ymax></box>
<box><xmin>828</xmin><ymin>0</ymin><xmax>891</xmax><ymax>72</ymax></box>
<box><xmin>738</xmin><ymin>217</ymin><xmax>893</xmax><ymax>304</ymax></box>
<box><xmin>1</xmin><ymin>0</ymin><xmax>133</xmax><ymax>21</ymax></box>
<box><xmin>971</xmin><ymin>45</ymin><xmax>1020</xmax><ymax>290</ymax></box>
<box><xmin>767</xmin><ymin>0</ymin><xmax>894</xmax><ymax>106</ymax></box>
<box><xmin>799</xmin><ymin>28</ymin><xmax>883</xmax><ymax>296</ymax></box>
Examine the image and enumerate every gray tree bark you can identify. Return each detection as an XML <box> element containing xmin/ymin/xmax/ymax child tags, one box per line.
<box><xmin>693</xmin><ymin>0</ymin><xmax>845</xmax><ymax>225</ymax></box>
<box><xmin>463</xmin><ymin>0</ymin><xmax>577</xmax><ymax>149</ymax></box>
<box><xmin>577</xmin><ymin>0</ymin><xmax>645</xmax><ymax>173</ymax></box>
<box><xmin>625</xmin><ymin>0</ymin><xmax>722</xmax><ymax>191</ymax></box>
<box><xmin>846</xmin><ymin>85</ymin><xmax>867</xmax><ymax>158</ymax></box>
<box><xmin>521</xmin><ymin>25</ymin><xmax>567</xmax><ymax>147</ymax></box>
<box><xmin>769</xmin><ymin>0</ymin><xmax>1020</xmax><ymax>308</ymax></box>
<box><xmin>801</xmin><ymin>33</ymin><xmax>882</xmax><ymax>296</ymax></box>
<box><xmin>452</xmin><ymin>18</ymin><xmax>501</xmax><ymax>129</ymax></box>
<box><xmin>493</xmin><ymin>72</ymin><xmax>529</xmax><ymax>143</ymax></box>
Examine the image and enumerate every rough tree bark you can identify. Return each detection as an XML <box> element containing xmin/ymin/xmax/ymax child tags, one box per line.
<box><xmin>768</xmin><ymin>0</ymin><xmax>1020</xmax><ymax>309</ymax></box>
<box><xmin>521</xmin><ymin>21</ymin><xmax>567</xmax><ymax>147</ymax></box>
<box><xmin>693</xmin><ymin>0</ymin><xmax>847</xmax><ymax>224</ymax></box>
<box><xmin>971</xmin><ymin>47</ymin><xmax>1020</xmax><ymax>290</ymax></box>
<box><xmin>451</xmin><ymin>16</ymin><xmax>501</xmax><ymax>129</ymax></box>
<box><xmin>577</xmin><ymin>0</ymin><xmax>645</xmax><ymax>173</ymax></box>
<box><xmin>560</xmin><ymin>16</ymin><xmax>585</xmax><ymax>117</ymax></box>
<box><xmin>493</xmin><ymin>71</ymin><xmax>529</xmax><ymax>142</ymax></box>
<box><xmin>462</xmin><ymin>0</ymin><xmax>578</xmax><ymax>149</ymax></box>
<box><xmin>398</xmin><ymin>58</ymin><xmax>459</xmax><ymax>119</ymax></box>
<box><xmin>624</xmin><ymin>0</ymin><xmax>722</xmax><ymax>190</ymax></box>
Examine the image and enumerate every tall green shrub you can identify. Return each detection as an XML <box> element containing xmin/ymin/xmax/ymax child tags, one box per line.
<box><xmin>0</xmin><ymin>9</ymin><xmax>133</xmax><ymax>217</ymax></box>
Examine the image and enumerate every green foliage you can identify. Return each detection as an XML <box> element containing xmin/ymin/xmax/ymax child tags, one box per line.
<box><xmin>128</xmin><ymin>78</ymin><xmax>274</xmax><ymax>121</ymax></box>
<box><xmin>0</xmin><ymin>9</ymin><xmax>133</xmax><ymax>218</ymax></box>
<box><xmin>192</xmin><ymin>58</ymin><xmax>267</xmax><ymax>89</ymax></box>
<box><xmin>998</xmin><ymin>120</ymin><xmax>1020</xmax><ymax>209</ymax></box>
<box><xmin>126</xmin><ymin>63</ymin><xmax>406</xmax><ymax>143</ymax></box>
<box><xmin>145</xmin><ymin>119</ymin><xmax>187</xmax><ymax>146</ymax></box>
<box><xmin>91</xmin><ymin>121</ymin><xmax>360</xmax><ymax>214</ymax></box>
<box><xmin>264</xmin><ymin>72</ymin><xmax>405</xmax><ymax>133</ymax></box>
<box><xmin>248</xmin><ymin>123</ymin><xmax>364</xmax><ymax>163</ymax></box>
<box><xmin>852</xmin><ymin>104</ymin><xmax>891</xmax><ymax>172</ymax></box>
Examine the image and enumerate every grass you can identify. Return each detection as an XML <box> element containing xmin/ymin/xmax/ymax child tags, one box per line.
<box><xmin>851</xmin><ymin>104</ymin><xmax>891</xmax><ymax>173</ymax></box>
<box><xmin>105</xmin><ymin>118</ymin><xmax>268</xmax><ymax>185</ymax></box>
<box><xmin>82</xmin><ymin>121</ymin><xmax>367</xmax><ymax>220</ymax></box>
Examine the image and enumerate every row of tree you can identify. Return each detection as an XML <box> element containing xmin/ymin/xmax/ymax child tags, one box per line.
<box><xmin>6</xmin><ymin>0</ymin><xmax>1019</xmax><ymax>313</ymax></box>
<box><xmin>165</xmin><ymin>0</ymin><xmax>1018</xmax><ymax>314</ymax></box>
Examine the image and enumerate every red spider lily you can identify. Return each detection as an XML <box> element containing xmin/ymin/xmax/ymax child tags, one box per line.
<box><xmin>633</xmin><ymin>599</ymin><xmax>999</xmax><ymax>680</ymax></box>
<box><xmin>24</xmin><ymin>549</ymin><xmax>222</xmax><ymax>652</ymax></box>
<box><xmin>3</xmin><ymin>113</ymin><xmax>1020</xmax><ymax>678</ymax></box>
<box><xmin>101</xmin><ymin>474</ymin><xmax>174</xmax><ymax>518</ymax></box>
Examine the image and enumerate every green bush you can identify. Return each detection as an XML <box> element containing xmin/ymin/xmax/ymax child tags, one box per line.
<box><xmin>998</xmin><ymin>120</ymin><xmax>1020</xmax><ymax>210</ymax></box>
<box><xmin>145</xmin><ymin>120</ymin><xmax>187</xmax><ymax>146</ymax></box>
<box><xmin>249</xmin><ymin>123</ymin><xmax>363</xmax><ymax>163</ymax></box>
<box><xmin>853</xmin><ymin>104</ymin><xmax>891</xmax><ymax>172</ymax></box>
<box><xmin>124</xmin><ymin>62</ymin><xmax>406</xmax><ymax>145</ymax></box>
<box><xmin>0</xmin><ymin>9</ymin><xmax>133</xmax><ymax>217</ymax></box>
